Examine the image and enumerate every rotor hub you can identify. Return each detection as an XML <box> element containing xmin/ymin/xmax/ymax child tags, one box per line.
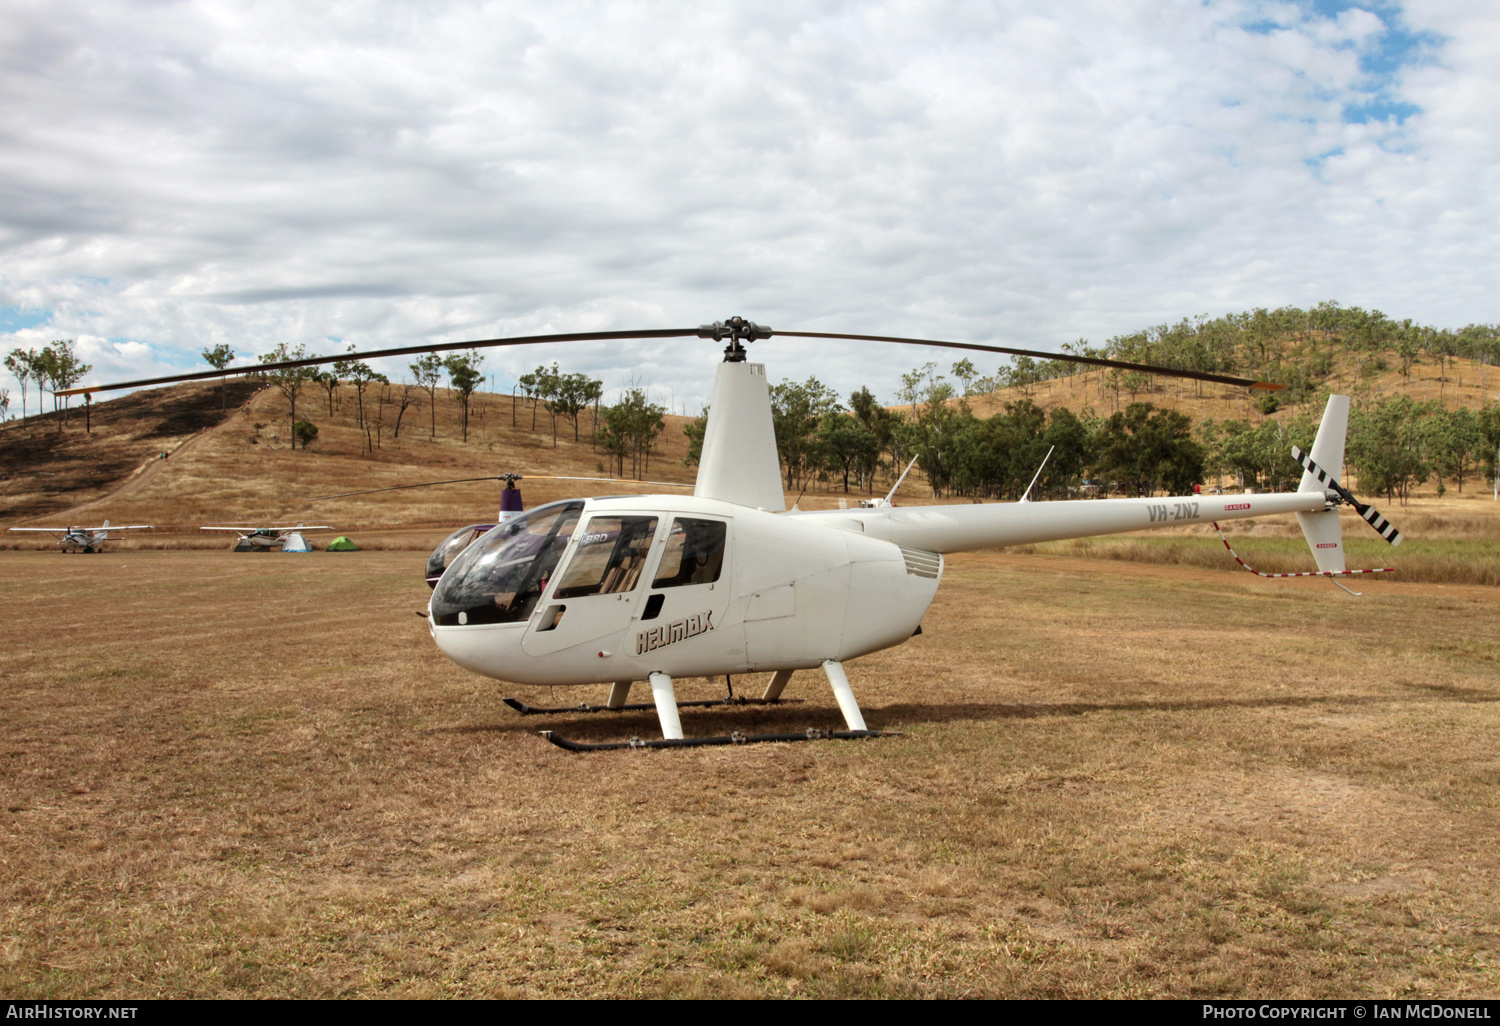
<box><xmin>697</xmin><ymin>316</ymin><xmax>771</xmax><ymax>362</ymax></box>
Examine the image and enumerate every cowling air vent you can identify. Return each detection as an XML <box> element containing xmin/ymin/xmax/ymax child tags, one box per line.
<box><xmin>900</xmin><ymin>547</ymin><xmax>942</xmax><ymax>579</ymax></box>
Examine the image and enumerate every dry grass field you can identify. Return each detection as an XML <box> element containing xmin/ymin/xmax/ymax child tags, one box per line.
<box><xmin>3</xmin><ymin>547</ymin><xmax>1498</xmax><ymax>998</ymax></box>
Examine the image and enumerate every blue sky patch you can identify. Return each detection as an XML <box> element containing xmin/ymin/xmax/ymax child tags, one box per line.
<box><xmin>0</xmin><ymin>307</ymin><xmax>52</xmax><ymax>333</ymax></box>
<box><xmin>1240</xmin><ymin>3</ymin><xmax>1442</xmax><ymax>126</ymax></box>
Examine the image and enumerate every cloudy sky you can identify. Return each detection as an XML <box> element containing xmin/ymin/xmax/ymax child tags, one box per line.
<box><xmin>1</xmin><ymin>0</ymin><xmax>1494</xmax><ymax>414</ymax></box>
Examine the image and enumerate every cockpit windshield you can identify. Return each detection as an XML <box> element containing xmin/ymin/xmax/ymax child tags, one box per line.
<box><xmin>431</xmin><ymin>502</ymin><xmax>584</xmax><ymax>626</ymax></box>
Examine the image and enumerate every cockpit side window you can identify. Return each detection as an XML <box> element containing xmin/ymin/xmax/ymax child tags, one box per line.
<box><xmin>553</xmin><ymin>516</ymin><xmax>659</xmax><ymax>599</ymax></box>
<box><xmin>651</xmin><ymin>518</ymin><xmax>726</xmax><ymax>589</ymax></box>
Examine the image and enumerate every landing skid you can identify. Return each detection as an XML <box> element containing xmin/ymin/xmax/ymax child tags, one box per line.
<box><xmin>541</xmin><ymin>727</ymin><xmax>899</xmax><ymax>751</ymax></box>
<box><xmin>502</xmin><ymin>696</ymin><xmax>801</xmax><ymax>716</ymax></box>
<box><xmin>528</xmin><ymin>661</ymin><xmax>887</xmax><ymax>752</ymax></box>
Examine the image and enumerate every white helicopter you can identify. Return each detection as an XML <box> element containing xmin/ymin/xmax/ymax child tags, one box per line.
<box><xmin>8</xmin><ymin>520</ymin><xmax>154</xmax><ymax>553</ymax></box>
<box><xmin>61</xmin><ymin>317</ymin><xmax>1403</xmax><ymax>750</ymax></box>
<box><xmin>201</xmin><ymin>522</ymin><xmax>331</xmax><ymax>552</ymax></box>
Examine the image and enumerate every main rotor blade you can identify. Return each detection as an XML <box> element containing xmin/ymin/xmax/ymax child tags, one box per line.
<box><xmin>772</xmin><ymin>330</ymin><xmax>1285</xmax><ymax>391</ymax></box>
<box><xmin>56</xmin><ymin>327</ymin><xmax>703</xmax><ymax>397</ymax></box>
<box><xmin>59</xmin><ymin>319</ymin><xmax>1286</xmax><ymax>397</ymax></box>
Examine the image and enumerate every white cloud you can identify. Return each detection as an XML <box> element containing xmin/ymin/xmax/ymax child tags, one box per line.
<box><xmin>0</xmin><ymin>1</ymin><xmax>1490</xmax><ymax>413</ymax></box>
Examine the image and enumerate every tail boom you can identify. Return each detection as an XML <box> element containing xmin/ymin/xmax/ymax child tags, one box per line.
<box><xmin>811</xmin><ymin>490</ymin><xmax>1327</xmax><ymax>555</ymax></box>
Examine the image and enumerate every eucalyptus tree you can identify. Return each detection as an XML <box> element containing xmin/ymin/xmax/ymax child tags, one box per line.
<box><xmin>443</xmin><ymin>351</ymin><xmax>484</xmax><ymax>443</ymax></box>
<box><xmin>5</xmin><ymin>348</ymin><xmax>34</xmax><ymax>421</ymax></box>
<box><xmin>391</xmin><ymin>385</ymin><xmax>418</xmax><ymax>440</ymax></box>
<box><xmin>259</xmin><ymin>343</ymin><xmax>313</xmax><ymax>449</ymax></box>
<box><xmin>816</xmin><ymin>412</ymin><xmax>880</xmax><ymax>493</ymax></box>
<box><xmin>1479</xmin><ymin>404</ymin><xmax>1500</xmax><ymax>495</ymax></box>
<box><xmin>409</xmin><ymin>353</ymin><xmax>443</xmax><ymax>438</ymax></box>
<box><xmin>1348</xmin><ymin>394</ymin><xmax>1435</xmax><ymax>503</ymax></box>
<box><xmin>950</xmin><ymin>358</ymin><xmax>978</xmax><ymax>397</ymax></box>
<box><xmin>599</xmin><ymin>387</ymin><xmax>666</xmax><ymax>479</ymax></box>
<box><xmin>519</xmin><ymin>363</ymin><xmax>559</xmax><ymax>432</ymax></box>
<box><xmin>334</xmin><ymin>347</ymin><xmax>388</xmax><ymax>443</ymax></box>
<box><xmin>313</xmin><ymin>370</ymin><xmax>339</xmax><ymax>416</ymax></box>
<box><xmin>771</xmin><ymin>376</ymin><xmax>843</xmax><ymax>490</ymax></box>
<box><xmin>1425</xmin><ymin>406</ymin><xmax>1481</xmax><ymax>493</ymax></box>
<box><xmin>200</xmin><ymin>343</ymin><xmax>236</xmax><ymax>410</ymax></box>
<box><xmin>548</xmin><ymin>371</ymin><xmax>604</xmax><ymax>445</ymax></box>
<box><xmin>41</xmin><ymin>340</ymin><xmax>89</xmax><ymax>430</ymax></box>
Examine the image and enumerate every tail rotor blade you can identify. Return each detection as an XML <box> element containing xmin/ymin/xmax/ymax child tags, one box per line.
<box><xmin>1291</xmin><ymin>445</ymin><xmax>1342</xmax><ymax>491</ymax></box>
<box><xmin>1290</xmin><ymin>446</ymin><xmax>1403</xmax><ymax>547</ymax></box>
<box><xmin>1356</xmin><ymin>503</ymin><xmax>1404</xmax><ymax>547</ymax></box>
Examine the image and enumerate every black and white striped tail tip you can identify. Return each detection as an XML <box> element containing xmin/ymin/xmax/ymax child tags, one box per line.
<box><xmin>1360</xmin><ymin>506</ymin><xmax>1404</xmax><ymax>546</ymax></box>
<box><xmin>1291</xmin><ymin>446</ymin><xmax>1337</xmax><ymax>487</ymax></box>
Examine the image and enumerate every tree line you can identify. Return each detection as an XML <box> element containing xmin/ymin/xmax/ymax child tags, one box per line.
<box><xmin>229</xmin><ymin>345</ymin><xmax>682</xmax><ymax>479</ymax></box>
<box><xmin>976</xmin><ymin>302</ymin><xmax>1500</xmax><ymax>408</ymax></box>
<box><xmin>683</xmin><ymin>366</ymin><xmax>1500</xmax><ymax>504</ymax></box>
<box><xmin>5</xmin><ymin>340</ymin><xmax>91</xmax><ymax>429</ymax></box>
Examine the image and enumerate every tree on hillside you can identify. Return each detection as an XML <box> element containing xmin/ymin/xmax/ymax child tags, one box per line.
<box><xmin>546</xmin><ymin>371</ymin><xmax>603</xmax><ymax>446</ymax></box>
<box><xmin>1006</xmin><ymin>355</ymin><xmax>1041</xmax><ymax>397</ymax></box>
<box><xmin>409</xmin><ymin>353</ymin><xmax>443</xmax><ymax>439</ymax></box>
<box><xmin>313</xmin><ymin>370</ymin><xmax>339</xmax><ymax>416</ymax></box>
<box><xmin>443</xmin><ymin>350</ymin><xmax>484</xmax><ymax>443</ymax></box>
<box><xmin>817</xmin><ymin>412</ymin><xmax>879</xmax><ymax>493</ymax></box>
<box><xmin>1425</xmin><ymin>406</ymin><xmax>1481</xmax><ymax>494</ymax></box>
<box><xmin>771</xmin><ymin>376</ymin><xmax>843</xmax><ymax>490</ymax></box>
<box><xmin>848</xmin><ymin>386</ymin><xmax>898</xmax><ymax>489</ymax></box>
<box><xmin>41</xmin><ymin>340</ymin><xmax>90</xmax><ymax>430</ymax></box>
<box><xmin>950</xmin><ymin>359</ymin><xmax>978</xmax><ymax>397</ymax></box>
<box><xmin>520</xmin><ymin>363</ymin><xmax>559</xmax><ymax>433</ymax></box>
<box><xmin>334</xmin><ymin>347</ymin><xmax>389</xmax><ymax>450</ymax></box>
<box><xmin>598</xmin><ymin>388</ymin><xmax>666</xmax><ymax>479</ymax></box>
<box><xmin>200</xmin><ymin>343</ymin><xmax>236</xmax><ymax>410</ymax></box>
<box><xmin>1348</xmin><ymin>394</ymin><xmax>1434</xmax><ymax>503</ymax></box>
<box><xmin>6</xmin><ymin>348</ymin><xmax>35</xmax><ymax>421</ymax></box>
<box><xmin>391</xmin><ymin>384</ymin><xmax>418</xmax><ymax>439</ymax></box>
<box><xmin>683</xmin><ymin>408</ymin><xmax>708</xmax><ymax>467</ymax></box>
<box><xmin>1479</xmin><ymin>404</ymin><xmax>1500</xmax><ymax>494</ymax></box>
<box><xmin>293</xmin><ymin>420</ymin><xmax>318</xmax><ymax>449</ymax></box>
<box><xmin>0</xmin><ymin>387</ymin><xmax>8</xmax><ymax>421</ymax></box>
<box><xmin>259</xmin><ymin>342</ymin><xmax>313</xmax><ymax>449</ymax></box>
<box><xmin>1095</xmin><ymin>403</ymin><xmax>1204</xmax><ymax>497</ymax></box>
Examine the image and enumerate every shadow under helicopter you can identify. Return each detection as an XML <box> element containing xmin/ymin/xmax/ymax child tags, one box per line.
<box><xmin>428</xmin><ymin>681</ymin><xmax>1500</xmax><ymax>741</ymax></box>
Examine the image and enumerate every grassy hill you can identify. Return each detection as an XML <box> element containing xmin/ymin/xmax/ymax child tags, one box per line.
<box><xmin>0</xmin><ymin>376</ymin><xmax>701</xmax><ymax>536</ymax></box>
<box><xmin>965</xmin><ymin>341</ymin><xmax>1500</xmax><ymax>425</ymax></box>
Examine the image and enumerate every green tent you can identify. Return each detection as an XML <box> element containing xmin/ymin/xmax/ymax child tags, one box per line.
<box><xmin>326</xmin><ymin>536</ymin><xmax>359</xmax><ymax>551</ymax></box>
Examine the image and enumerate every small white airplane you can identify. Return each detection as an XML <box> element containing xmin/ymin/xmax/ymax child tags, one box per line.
<box><xmin>202</xmin><ymin>523</ymin><xmax>330</xmax><ymax>552</ymax></box>
<box><xmin>8</xmin><ymin>520</ymin><xmax>153</xmax><ymax>553</ymax></box>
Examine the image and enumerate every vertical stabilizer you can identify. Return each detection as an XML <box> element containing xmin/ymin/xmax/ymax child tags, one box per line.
<box><xmin>1296</xmin><ymin>395</ymin><xmax>1350</xmax><ymax>573</ymax></box>
<box><xmin>694</xmin><ymin>360</ymin><xmax>785</xmax><ymax>511</ymax></box>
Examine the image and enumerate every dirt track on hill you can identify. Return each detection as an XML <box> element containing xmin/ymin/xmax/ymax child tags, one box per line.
<box><xmin>42</xmin><ymin>420</ymin><xmax>219</xmax><ymax>521</ymax></box>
